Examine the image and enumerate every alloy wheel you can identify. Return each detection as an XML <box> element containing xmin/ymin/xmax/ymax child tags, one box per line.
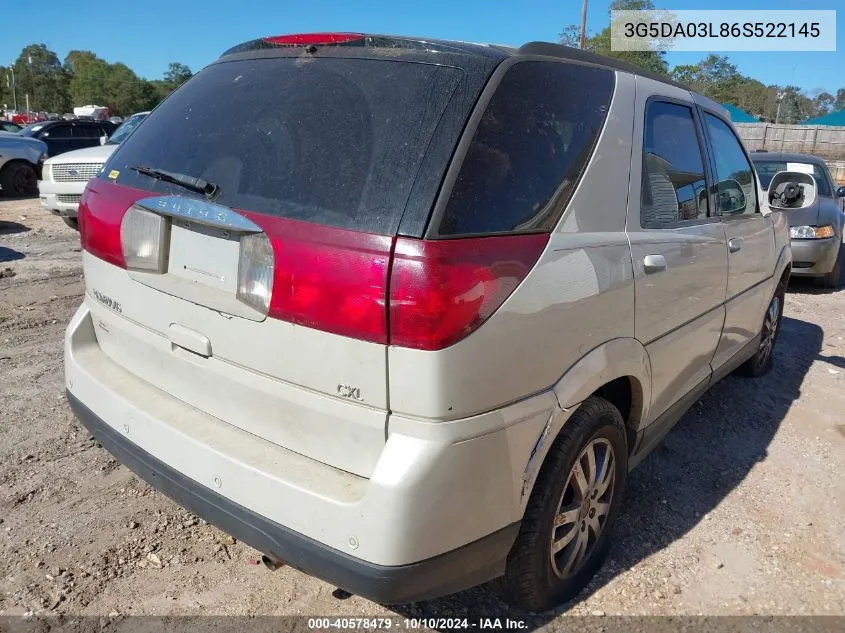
<box><xmin>756</xmin><ymin>295</ymin><xmax>781</xmax><ymax>370</ymax></box>
<box><xmin>550</xmin><ymin>438</ymin><xmax>616</xmax><ymax>579</ymax></box>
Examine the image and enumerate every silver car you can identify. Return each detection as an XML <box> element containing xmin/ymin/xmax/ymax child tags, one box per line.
<box><xmin>752</xmin><ymin>151</ymin><xmax>845</xmax><ymax>287</ymax></box>
<box><xmin>0</xmin><ymin>133</ymin><xmax>48</xmax><ymax>196</ymax></box>
<box><xmin>65</xmin><ymin>34</ymin><xmax>792</xmax><ymax>612</ymax></box>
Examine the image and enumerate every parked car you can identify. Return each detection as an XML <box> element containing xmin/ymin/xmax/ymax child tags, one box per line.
<box><xmin>751</xmin><ymin>151</ymin><xmax>845</xmax><ymax>287</ymax></box>
<box><xmin>1</xmin><ymin>120</ymin><xmax>22</xmax><ymax>133</ymax></box>
<box><xmin>108</xmin><ymin>116</ymin><xmax>124</xmax><ymax>125</ymax></box>
<box><xmin>62</xmin><ymin>113</ymin><xmax>77</xmax><ymax>121</ymax></box>
<box><xmin>0</xmin><ymin>134</ymin><xmax>48</xmax><ymax>196</ymax></box>
<box><xmin>17</xmin><ymin>119</ymin><xmax>118</xmax><ymax>157</ymax></box>
<box><xmin>39</xmin><ymin>112</ymin><xmax>150</xmax><ymax>229</ymax></box>
<box><xmin>65</xmin><ymin>33</ymin><xmax>792</xmax><ymax>612</ymax></box>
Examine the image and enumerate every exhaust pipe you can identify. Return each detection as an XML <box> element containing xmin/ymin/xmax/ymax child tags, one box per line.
<box><xmin>261</xmin><ymin>554</ymin><xmax>285</xmax><ymax>571</ymax></box>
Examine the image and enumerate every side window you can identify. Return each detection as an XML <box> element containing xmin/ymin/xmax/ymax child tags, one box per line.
<box><xmin>641</xmin><ymin>101</ymin><xmax>709</xmax><ymax>227</ymax></box>
<box><xmin>704</xmin><ymin>113</ymin><xmax>758</xmax><ymax>216</ymax></box>
<box><xmin>73</xmin><ymin>124</ymin><xmax>101</xmax><ymax>138</ymax></box>
<box><xmin>815</xmin><ymin>164</ymin><xmax>833</xmax><ymax>197</ymax></box>
<box><xmin>43</xmin><ymin>124</ymin><xmax>71</xmax><ymax>138</ymax></box>
<box><xmin>437</xmin><ymin>61</ymin><xmax>614</xmax><ymax>236</ymax></box>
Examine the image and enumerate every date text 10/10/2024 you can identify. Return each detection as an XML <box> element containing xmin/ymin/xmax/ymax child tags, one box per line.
<box><xmin>307</xmin><ymin>618</ymin><xmax>529</xmax><ymax>630</ymax></box>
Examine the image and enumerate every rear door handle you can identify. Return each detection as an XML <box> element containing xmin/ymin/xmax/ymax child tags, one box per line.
<box><xmin>643</xmin><ymin>254</ymin><xmax>668</xmax><ymax>274</ymax></box>
<box><xmin>729</xmin><ymin>238</ymin><xmax>743</xmax><ymax>253</ymax></box>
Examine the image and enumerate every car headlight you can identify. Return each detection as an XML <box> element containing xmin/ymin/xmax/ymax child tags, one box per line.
<box><xmin>790</xmin><ymin>225</ymin><xmax>834</xmax><ymax>239</ymax></box>
<box><xmin>42</xmin><ymin>163</ymin><xmax>52</xmax><ymax>181</ymax></box>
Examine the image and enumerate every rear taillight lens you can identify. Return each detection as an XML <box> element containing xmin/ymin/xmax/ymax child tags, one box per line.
<box><xmin>81</xmin><ymin>181</ymin><xmax>547</xmax><ymax>349</ymax></box>
<box><xmin>241</xmin><ymin>213</ymin><xmax>393</xmax><ymax>344</ymax></box>
<box><xmin>236</xmin><ymin>233</ymin><xmax>274</xmax><ymax>315</ymax></box>
<box><xmin>121</xmin><ymin>205</ymin><xmax>168</xmax><ymax>272</ymax></box>
<box><xmin>388</xmin><ymin>234</ymin><xmax>549</xmax><ymax>350</ymax></box>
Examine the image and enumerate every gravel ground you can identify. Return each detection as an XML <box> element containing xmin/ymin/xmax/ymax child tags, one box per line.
<box><xmin>1</xmin><ymin>197</ymin><xmax>844</xmax><ymax>625</ymax></box>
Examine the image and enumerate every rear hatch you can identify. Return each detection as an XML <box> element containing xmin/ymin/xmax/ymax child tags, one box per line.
<box><xmin>79</xmin><ymin>37</ymin><xmax>500</xmax><ymax>477</ymax></box>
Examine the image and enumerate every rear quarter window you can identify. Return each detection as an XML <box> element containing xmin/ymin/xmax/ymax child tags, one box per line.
<box><xmin>435</xmin><ymin>60</ymin><xmax>615</xmax><ymax>236</ymax></box>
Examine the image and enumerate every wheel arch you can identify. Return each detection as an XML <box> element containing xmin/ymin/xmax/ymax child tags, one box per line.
<box><xmin>518</xmin><ymin>338</ymin><xmax>651</xmax><ymax>512</ymax></box>
<box><xmin>552</xmin><ymin>337</ymin><xmax>651</xmax><ymax>433</ymax></box>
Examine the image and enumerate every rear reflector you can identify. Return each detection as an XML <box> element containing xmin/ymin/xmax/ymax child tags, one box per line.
<box><xmin>388</xmin><ymin>234</ymin><xmax>549</xmax><ymax>350</ymax></box>
<box><xmin>263</xmin><ymin>33</ymin><xmax>365</xmax><ymax>46</ymax></box>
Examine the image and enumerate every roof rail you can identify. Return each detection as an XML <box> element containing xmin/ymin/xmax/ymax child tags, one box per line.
<box><xmin>517</xmin><ymin>41</ymin><xmax>690</xmax><ymax>91</ymax></box>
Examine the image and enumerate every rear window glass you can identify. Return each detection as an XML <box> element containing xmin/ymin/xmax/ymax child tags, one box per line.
<box><xmin>753</xmin><ymin>160</ymin><xmax>832</xmax><ymax>197</ymax></box>
<box><xmin>106</xmin><ymin>57</ymin><xmax>462</xmax><ymax>235</ymax></box>
<box><xmin>437</xmin><ymin>61</ymin><xmax>614</xmax><ymax>236</ymax></box>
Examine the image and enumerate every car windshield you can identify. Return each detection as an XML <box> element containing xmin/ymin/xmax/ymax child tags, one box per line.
<box><xmin>18</xmin><ymin>123</ymin><xmax>45</xmax><ymax>137</ymax></box>
<box><xmin>754</xmin><ymin>159</ymin><xmax>832</xmax><ymax>197</ymax></box>
<box><xmin>107</xmin><ymin>113</ymin><xmax>148</xmax><ymax>145</ymax></box>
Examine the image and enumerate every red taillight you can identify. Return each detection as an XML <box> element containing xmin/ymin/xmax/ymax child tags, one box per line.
<box><xmin>388</xmin><ymin>234</ymin><xmax>549</xmax><ymax>351</ymax></box>
<box><xmin>80</xmin><ymin>179</ymin><xmax>547</xmax><ymax>350</ymax></box>
<box><xmin>263</xmin><ymin>33</ymin><xmax>365</xmax><ymax>46</ymax></box>
<box><xmin>242</xmin><ymin>213</ymin><xmax>393</xmax><ymax>344</ymax></box>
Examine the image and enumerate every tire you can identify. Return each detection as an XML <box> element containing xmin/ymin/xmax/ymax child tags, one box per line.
<box><xmin>736</xmin><ymin>282</ymin><xmax>785</xmax><ymax>377</ymax></box>
<box><xmin>0</xmin><ymin>161</ymin><xmax>38</xmax><ymax>197</ymax></box>
<box><xmin>819</xmin><ymin>244</ymin><xmax>842</xmax><ymax>289</ymax></box>
<box><xmin>492</xmin><ymin>396</ymin><xmax>628</xmax><ymax>612</ymax></box>
<box><xmin>62</xmin><ymin>217</ymin><xmax>79</xmax><ymax>231</ymax></box>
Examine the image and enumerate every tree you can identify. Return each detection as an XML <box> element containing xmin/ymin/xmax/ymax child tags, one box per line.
<box><xmin>672</xmin><ymin>55</ymin><xmax>740</xmax><ymax>95</ymax></box>
<box><xmin>558</xmin><ymin>0</ymin><xmax>669</xmax><ymax>76</ymax></box>
<box><xmin>163</xmin><ymin>62</ymin><xmax>192</xmax><ymax>87</ymax></box>
<box><xmin>813</xmin><ymin>91</ymin><xmax>834</xmax><ymax>116</ymax></box>
<box><xmin>66</xmin><ymin>50</ymin><xmax>111</xmax><ymax>107</ymax></box>
<box><xmin>66</xmin><ymin>50</ymin><xmax>160</xmax><ymax>115</ymax></box>
<box><xmin>778</xmin><ymin>86</ymin><xmax>815</xmax><ymax>124</ymax></box>
<box><xmin>835</xmin><ymin>88</ymin><xmax>845</xmax><ymax>112</ymax></box>
<box><xmin>13</xmin><ymin>44</ymin><xmax>70</xmax><ymax>113</ymax></box>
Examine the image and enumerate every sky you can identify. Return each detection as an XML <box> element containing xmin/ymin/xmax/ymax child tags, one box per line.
<box><xmin>2</xmin><ymin>0</ymin><xmax>844</xmax><ymax>96</ymax></box>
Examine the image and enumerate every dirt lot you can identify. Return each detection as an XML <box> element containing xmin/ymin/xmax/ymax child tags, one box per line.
<box><xmin>1</xmin><ymin>196</ymin><xmax>844</xmax><ymax>622</ymax></box>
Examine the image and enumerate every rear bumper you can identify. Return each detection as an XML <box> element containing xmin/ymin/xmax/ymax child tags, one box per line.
<box><xmin>63</xmin><ymin>302</ymin><xmax>554</xmax><ymax>603</ymax></box>
<box><xmin>789</xmin><ymin>236</ymin><xmax>840</xmax><ymax>276</ymax></box>
<box><xmin>68</xmin><ymin>391</ymin><xmax>518</xmax><ymax>604</ymax></box>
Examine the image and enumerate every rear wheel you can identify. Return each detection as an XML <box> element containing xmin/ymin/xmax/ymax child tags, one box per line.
<box><xmin>492</xmin><ymin>396</ymin><xmax>627</xmax><ymax>612</ymax></box>
<box><xmin>0</xmin><ymin>161</ymin><xmax>38</xmax><ymax>197</ymax></box>
<box><xmin>737</xmin><ymin>285</ymin><xmax>784</xmax><ymax>377</ymax></box>
<box><xmin>62</xmin><ymin>217</ymin><xmax>79</xmax><ymax>231</ymax></box>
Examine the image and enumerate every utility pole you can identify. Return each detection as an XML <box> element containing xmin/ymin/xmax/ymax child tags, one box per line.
<box><xmin>775</xmin><ymin>91</ymin><xmax>784</xmax><ymax>125</ymax></box>
<box><xmin>28</xmin><ymin>54</ymin><xmax>36</xmax><ymax>113</ymax></box>
<box><xmin>579</xmin><ymin>0</ymin><xmax>589</xmax><ymax>49</ymax></box>
<box><xmin>8</xmin><ymin>67</ymin><xmax>17</xmax><ymax>111</ymax></box>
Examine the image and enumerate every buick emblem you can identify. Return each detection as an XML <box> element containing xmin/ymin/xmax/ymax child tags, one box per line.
<box><xmin>68</xmin><ymin>169</ymin><xmax>79</xmax><ymax>177</ymax></box>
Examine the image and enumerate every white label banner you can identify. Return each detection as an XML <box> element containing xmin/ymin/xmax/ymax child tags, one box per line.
<box><xmin>610</xmin><ymin>10</ymin><xmax>836</xmax><ymax>52</ymax></box>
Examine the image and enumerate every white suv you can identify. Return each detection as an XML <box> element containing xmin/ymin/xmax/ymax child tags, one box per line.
<box><xmin>39</xmin><ymin>112</ymin><xmax>148</xmax><ymax>228</ymax></box>
<box><xmin>65</xmin><ymin>34</ymin><xmax>791</xmax><ymax>611</ymax></box>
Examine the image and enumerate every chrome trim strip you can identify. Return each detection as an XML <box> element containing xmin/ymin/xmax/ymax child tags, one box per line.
<box><xmin>135</xmin><ymin>195</ymin><xmax>262</xmax><ymax>233</ymax></box>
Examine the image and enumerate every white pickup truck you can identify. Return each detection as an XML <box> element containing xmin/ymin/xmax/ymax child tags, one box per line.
<box><xmin>39</xmin><ymin>112</ymin><xmax>148</xmax><ymax>229</ymax></box>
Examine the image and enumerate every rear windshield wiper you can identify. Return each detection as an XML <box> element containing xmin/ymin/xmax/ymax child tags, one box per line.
<box><xmin>129</xmin><ymin>165</ymin><xmax>220</xmax><ymax>200</ymax></box>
